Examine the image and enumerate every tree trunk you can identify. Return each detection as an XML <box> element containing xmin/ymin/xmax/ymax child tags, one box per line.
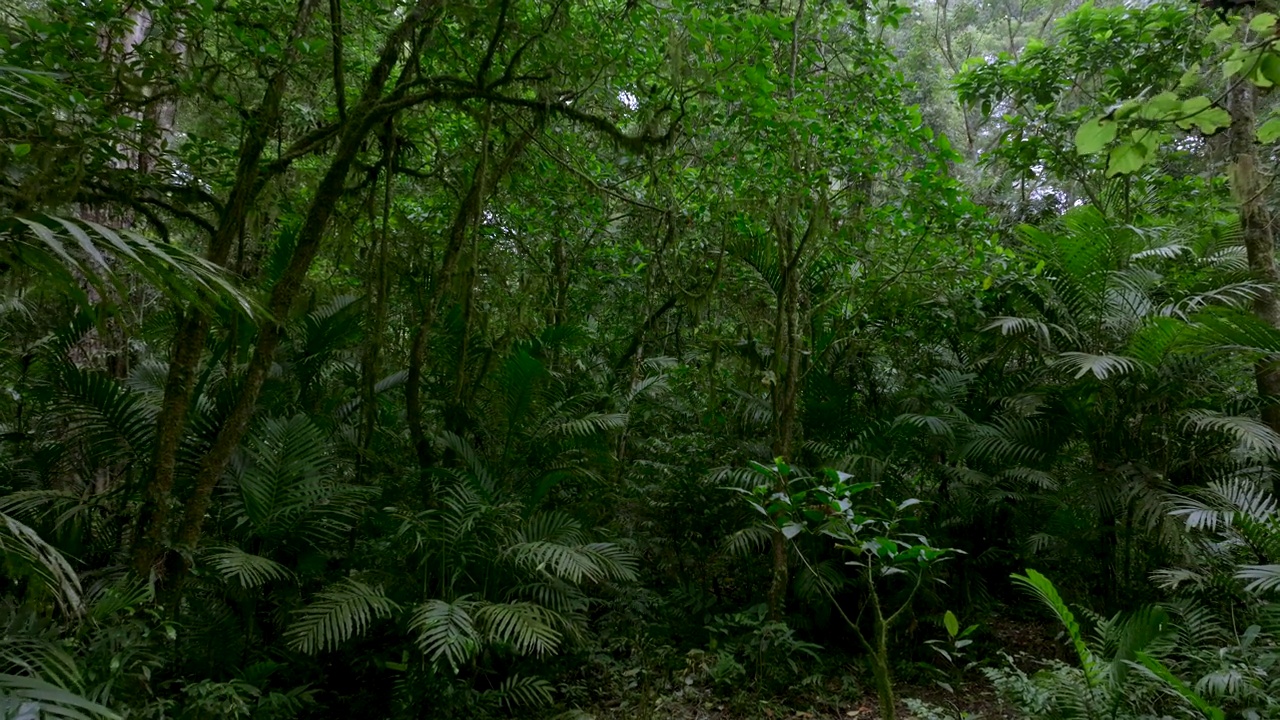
<box><xmin>131</xmin><ymin>0</ymin><xmax>324</xmax><ymax>577</ymax></box>
<box><xmin>869</xmin><ymin>625</ymin><xmax>897</xmax><ymax>720</ymax></box>
<box><xmin>405</xmin><ymin>120</ymin><xmax>537</xmax><ymax>470</ymax></box>
<box><xmin>358</xmin><ymin>119</ymin><xmax>395</xmax><ymax>478</ymax></box>
<box><xmin>766</xmin><ymin>219</ymin><xmax>801</xmax><ymax>622</ymax></box>
<box><xmin>1227</xmin><ymin>80</ymin><xmax>1280</xmax><ymax>438</ymax></box>
<box><xmin>168</xmin><ymin>0</ymin><xmax>445</xmax><ymax>562</ymax></box>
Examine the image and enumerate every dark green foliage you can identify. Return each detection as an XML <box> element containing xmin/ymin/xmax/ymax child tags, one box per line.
<box><xmin>5</xmin><ymin>0</ymin><xmax>1280</xmax><ymax>718</ymax></box>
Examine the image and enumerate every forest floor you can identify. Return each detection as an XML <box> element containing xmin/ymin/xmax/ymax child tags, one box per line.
<box><xmin>577</xmin><ymin>680</ymin><xmax>1014</xmax><ymax>720</ymax></box>
<box><xmin>578</xmin><ymin>676</ymin><xmax>1008</xmax><ymax>717</ymax></box>
<box><xmin>574</xmin><ymin>618</ymin><xmax>1056</xmax><ymax>719</ymax></box>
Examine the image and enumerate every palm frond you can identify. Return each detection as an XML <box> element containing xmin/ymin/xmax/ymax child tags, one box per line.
<box><xmin>0</xmin><ymin>513</ymin><xmax>82</xmax><ymax>616</ymax></box>
<box><xmin>473</xmin><ymin>601</ymin><xmax>562</xmax><ymax>656</ymax></box>
<box><xmin>984</xmin><ymin>315</ymin><xmax>1057</xmax><ymax>344</ymax></box>
<box><xmin>491</xmin><ymin>673</ymin><xmax>553</xmax><ymax>710</ymax></box>
<box><xmin>284</xmin><ymin>578</ymin><xmax>398</xmax><ymax>654</ymax></box>
<box><xmin>53</xmin><ymin>364</ymin><xmax>156</xmax><ymax>463</ymax></box>
<box><xmin>1179</xmin><ymin>411</ymin><xmax>1280</xmax><ymax>460</ymax></box>
<box><xmin>1169</xmin><ymin>476</ymin><xmax>1276</xmax><ymax>531</ymax></box>
<box><xmin>725</xmin><ymin>524</ymin><xmax>773</xmax><ymax>557</ymax></box>
<box><xmin>505</xmin><ymin>538</ymin><xmax>634</xmax><ymax>584</ymax></box>
<box><xmin>0</xmin><ymin>673</ymin><xmax>120</xmax><ymax>720</ymax></box>
<box><xmin>203</xmin><ymin>546</ymin><xmax>294</xmax><ymax>589</ymax></box>
<box><xmin>1</xmin><ymin>215</ymin><xmax>253</xmax><ymax>316</ymax></box>
<box><xmin>236</xmin><ymin>414</ymin><xmax>331</xmax><ymax>532</ymax></box>
<box><xmin>1054</xmin><ymin>352</ymin><xmax>1144</xmax><ymax>380</ymax></box>
<box><xmin>410</xmin><ymin>598</ymin><xmax>481</xmax><ymax>673</ymax></box>
<box><xmin>1236</xmin><ymin>564</ymin><xmax>1280</xmax><ymax>594</ymax></box>
<box><xmin>1012</xmin><ymin>569</ymin><xmax>1102</xmax><ymax>690</ymax></box>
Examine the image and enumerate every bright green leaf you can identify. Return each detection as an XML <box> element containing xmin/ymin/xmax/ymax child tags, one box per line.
<box><xmin>1207</xmin><ymin>22</ymin><xmax>1236</xmax><ymax>43</ymax></box>
<box><xmin>944</xmin><ymin>610</ymin><xmax>960</xmax><ymax>638</ymax></box>
<box><xmin>1106</xmin><ymin>142</ymin><xmax>1147</xmax><ymax>177</ymax></box>
<box><xmin>1139</xmin><ymin>92</ymin><xmax>1181</xmax><ymax>121</ymax></box>
<box><xmin>1179</xmin><ymin>63</ymin><xmax>1201</xmax><ymax>89</ymax></box>
<box><xmin>1260</xmin><ymin>53</ymin><xmax>1280</xmax><ymax>87</ymax></box>
<box><xmin>1258</xmin><ymin>117</ymin><xmax>1280</xmax><ymax>142</ymax></box>
<box><xmin>1075</xmin><ymin>117</ymin><xmax>1117</xmax><ymax>155</ymax></box>
<box><xmin>1177</xmin><ymin>96</ymin><xmax>1231</xmax><ymax>134</ymax></box>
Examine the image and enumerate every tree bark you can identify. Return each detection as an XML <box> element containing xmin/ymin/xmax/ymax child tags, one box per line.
<box><xmin>1227</xmin><ymin>80</ymin><xmax>1280</xmax><ymax>436</ymax></box>
<box><xmin>405</xmin><ymin>119</ymin><xmax>537</xmax><ymax>470</ymax></box>
<box><xmin>131</xmin><ymin>0</ymin><xmax>323</xmax><ymax>577</ymax></box>
<box><xmin>169</xmin><ymin>0</ymin><xmax>445</xmax><ymax>560</ymax></box>
<box><xmin>358</xmin><ymin>119</ymin><xmax>395</xmax><ymax>478</ymax></box>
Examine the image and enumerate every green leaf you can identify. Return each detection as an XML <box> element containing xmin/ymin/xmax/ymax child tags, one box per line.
<box><xmin>1134</xmin><ymin>653</ymin><xmax>1225</xmax><ymax>720</ymax></box>
<box><xmin>1260</xmin><ymin>53</ymin><xmax>1280</xmax><ymax>87</ymax></box>
<box><xmin>1139</xmin><ymin>92</ymin><xmax>1181</xmax><ymax>121</ymax></box>
<box><xmin>1175</xmin><ymin>96</ymin><xmax>1228</xmax><ymax>135</ymax></box>
<box><xmin>1075</xmin><ymin>116</ymin><xmax>1117</xmax><ymax>155</ymax></box>
<box><xmin>1179</xmin><ymin>63</ymin><xmax>1201</xmax><ymax>89</ymax></box>
<box><xmin>1106</xmin><ymin>143</ymin><xmax>1147</xmax><ymax>176</ymax></box>
<box><xmin>1250</xmin><ymin>12</ymin><xmax>1276</xmax><ymax>33</ymax></box>
<box><xmin>1184</xmin><ymin>107</ymin><xmax>1231</xmax><ymax>134</ymax></box>
<box><xmin>1207</xmin><ymin>23</ymin><xmax>1236</xmax><ymax>43</ymax></box>
<box><xmin>943</xmin><ymin>610</ymin><xmax>960</xmax><ymax>638</ymax></box>
<box><xmin>1258</xmin><ymin>117</ymin><xmax>1280</xmax><ymax>142</ymax></box>
<box><xmin>11</xmin><ymin>142</ymin><xmax>29</xmax><ymax>157</ymax></box>
<box><xmin>1012</xmin><ymin>570</ymin><xmax>1102</xmax><ymax>688</ymax></box>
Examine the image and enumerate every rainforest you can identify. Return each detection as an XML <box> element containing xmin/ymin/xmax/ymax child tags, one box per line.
<box><xmin>3</xmin><ymin>0</ymin><xmax>1280</xmax><ymax>717</ymax></box>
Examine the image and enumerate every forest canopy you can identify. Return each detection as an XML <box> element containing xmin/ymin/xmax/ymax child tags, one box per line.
<box><xmin>4</xmin><ymin>0</ymin><xmax>1280</xmax><ymax>717</ymax></box>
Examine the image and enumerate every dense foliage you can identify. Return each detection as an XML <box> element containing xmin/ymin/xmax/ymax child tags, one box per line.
<box><xmin>4</xmin><ymin>0</ymin><xmax>1280</xmax><ymax>717</ymax></box>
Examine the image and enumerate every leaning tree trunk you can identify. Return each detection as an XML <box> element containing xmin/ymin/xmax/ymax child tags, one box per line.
<box><xmin>1227</xmin><ymin>79</ymin><xmax>1280</xmax><ymax>442</ymax></box>
<box><xmin>131</xmin><ymin>0</ymin><xmax>323</xmax><ymax>577</ymax></box>
<box><xmin>167</xmin><ymin>0</ymin><xmax>445</xmax><ymax>570</ymax></box>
